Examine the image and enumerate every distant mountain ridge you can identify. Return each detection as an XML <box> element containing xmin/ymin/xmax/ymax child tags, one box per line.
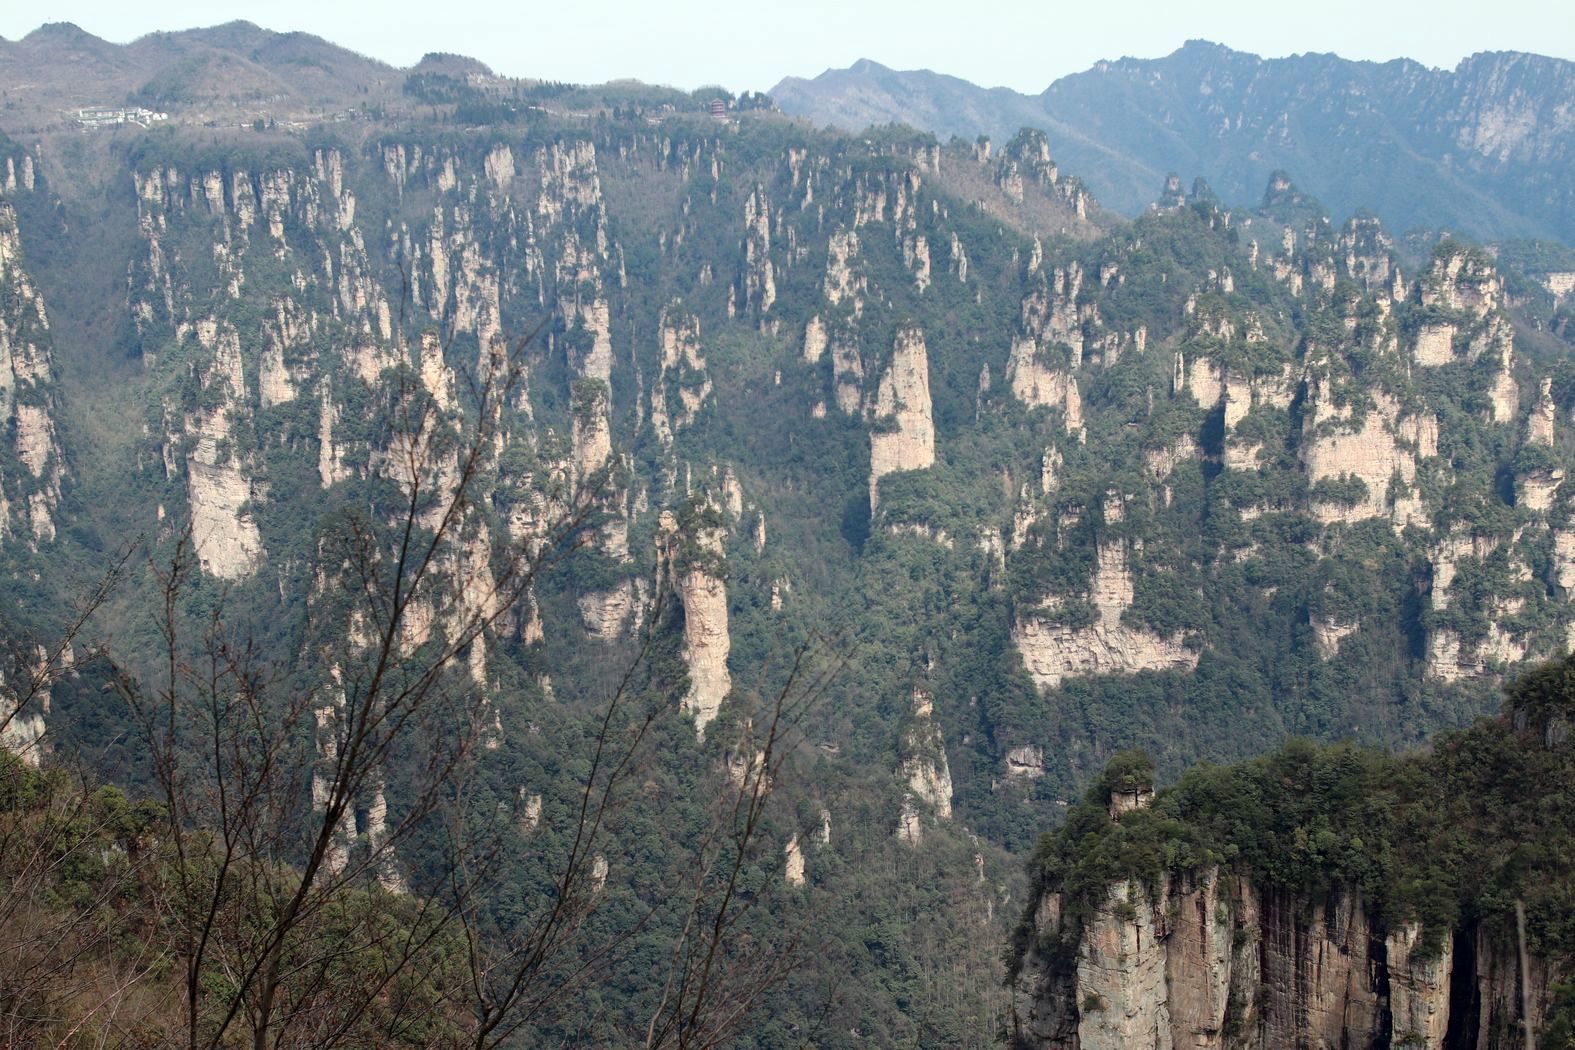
<box><xmin>772</xmin><ymin>42</ymin><xmax>1575</xmax><ymax>242</ymax></box>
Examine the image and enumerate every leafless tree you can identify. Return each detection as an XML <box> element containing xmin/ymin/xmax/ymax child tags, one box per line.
<box><xmin>0</xmin><ymin>543</ymin><xmax>130</xmax><ymax>756</ymax></box>
<box><xmin>642</xmin><ymin>642</ymin><xmax>838</xmax><ymax>1050</ymax></box>
<box><xmin>77</xmin><ymin>319</ymin><xmax>825</xmax><ymax>1048</ymax></box>
<box><xmin>0</xmin><ymin>546</ymin><xmax>157</xmax><ymax>1045</ymax></box>
<box><xmin>99</xmin><ymin>322</ymin><xmax>607</xmax><ymax>1046</ymax></box>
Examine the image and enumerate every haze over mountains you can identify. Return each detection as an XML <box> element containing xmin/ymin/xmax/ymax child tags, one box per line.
<box><xmin>772</xmin><ymin>41</ymin><xmax>1575</xmax><ymax>243</ymax></box>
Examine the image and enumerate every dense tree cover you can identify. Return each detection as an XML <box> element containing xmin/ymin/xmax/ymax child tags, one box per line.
<box><xmin>1017</xmin><ymin>653</ymin><xmax>1575</xmax><ymax>972</ymax></box>
<box><xmin>6</xmin><ymin>78</ymin><xmax>1575</xmax><ymax>1044</ymax></box>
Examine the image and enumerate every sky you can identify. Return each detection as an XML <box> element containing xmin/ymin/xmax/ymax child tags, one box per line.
<box><xmin>2</xmin><ymin>0</ymin><xmax>1569</xmax><ymax>94</ymax></box>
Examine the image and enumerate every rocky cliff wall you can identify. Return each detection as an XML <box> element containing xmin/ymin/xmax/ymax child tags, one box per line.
<box><xmin>659</xmin><ymin>508</ymin><xmax>733</xmax><ymax>739</ymax></box>
<box><xmin>869</xmin><ymin>322</ymin><xmax>936</xmax><ymax>510</ymax></box>
<box><xmin>77</xmin><ymin>127</ymin><xmax>1575</xmax><ymax>717</ymax></box>
<box><xmin>1012</xmin><ymin>873</ymin><xmax>1540</xmax><ymax>1050</ymax></box>
<box><xmin>895</xmin><ymin>686</ymin><xmax>953</xmax><ymax>844</ymax></box>
<box><xmin>0</xmin><ymin>198</ymin><xmax>63</xmax><ymax>544</ymax></box>
<box><xmin>12</xmin><ymin>115</ymin><xmax>1575</xmax><ymax>937</ymax></box>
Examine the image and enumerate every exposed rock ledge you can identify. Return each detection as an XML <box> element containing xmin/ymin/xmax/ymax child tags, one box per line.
<box><xmin>1301</xmin><ymin>384</ymin><xmax>1436</xmax><ymax>528</ymax></box>
<box><xmin>1013</xmin><ymin>541</ymin><xmax>1198</xmax><ymax>690</ymax></box>
<box><xmin>185</xmin><ymin>320</ymin><xmax>263</xmax><ymax>578</ymax></box>
<box><xmin>1013</xmin><ymin>869</ymin><xmax>1545</xmax><ymax>1050</ymax></box>
<box><xmin>1006</xmin><ymin>336</ymin><xmax>1084</xmax><ymax>438</ymax></box>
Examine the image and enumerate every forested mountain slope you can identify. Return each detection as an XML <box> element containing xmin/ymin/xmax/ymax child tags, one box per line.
<box><xmin>1011</xmin><ymin>656</ymin><xmax>1575</xmax><ymax>1049</ymax></box>
<box><xmin>2</xmin><ymin>29</ymin><xmax>1575</xmax><ymax>1043</ymax></box>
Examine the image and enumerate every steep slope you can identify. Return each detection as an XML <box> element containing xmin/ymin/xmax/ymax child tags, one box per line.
<box><xmin>11</xmin><ymin>108</ymin><xmax>1575</xmax><ymax>836</ymax></box>
<box><xmin>4</xmin><ymin>48</ymin><xmax>1575</xmax><ymax>1042</ymax></box>
<box><xmin>3</xmin><ymin>108</ymin><xmax>1049</xmax><ymax>1042</ymax></box>
<box><xmin>0</xmin><ymin>162</ymin><xmax>64</xmax><ymax>549</ymax></box>
<box><xmin>1010</xmin><ymin>656</ymin><xmax>1575</xmax><ymax>1049</ymax></box>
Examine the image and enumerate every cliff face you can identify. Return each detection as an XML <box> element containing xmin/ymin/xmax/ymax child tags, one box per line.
<box><xmin>1300</xmin><ymin>384</ymin><xmax>1433</xmax><ymax>528</ymax></box>
<box><xmin>4</xmin><ymin>40</ymin><xmax>1575</xmax><ymax>909</ymax></box>
<box><xmin>677</xmin><ymin>557</ymin><xmax>730</xmax><ymax>738</ymax></box>
<box><xmin>91</xmin><ymin>119</ymin><xmax>1575</xmax><ymax>772</ymax></box>
<box><xmin>0</xmin><ymin>652</ymin><xmax>51</xmax><ymax>765</ymax></box>
<box><xmin>0</xmin><ymin>195</ymin><xmax>64</xmax><ymax>545</ymax></box>
<box><xmin>180</xmin><ymin>318</ymin><xmax>264</xmax><ymax>578</ymax></box>
<box><xmin>1013</xmin><ymin>538</ymin><xmax>1198</xmax><ymax>688</ymax></box>
<box><xmin>1007</xmin><ymin>336</ymin><xmax>1083</xmax><ymax>438</ymax></box>
<box><xmin>868</xmin><ymin>322</ymin><xmax>935</xmax><ymax>510</ymax></box>
<box><xmin>1013</xmin><ymin>493</ymin><xmax>1198</xmax><ymax>689</ymax></box>
<box><xmin>9</xmin><ymin>99</ymin><xmax>1574</xmax><ymax>811</ymax></box>
<box><xmin>651</xmin><ymin>305</ymin><xmax>710</xmax><ymax>442</ymax></box>
<box><xmin>1013</xmin><ymin>873</ymin><xmax>1548</xmax><ymax>1050</ymax></box>
<box><xmin>10</xmin><ymin>42</ymin><xmax>1575</xmax><ymax>1044</ymax></box>
<box><xmin>1014</xmin><ymin>692</ymin><xmax>1575</xmax><ymax>1050</ymax></box>
<box><xmin>660</xmin><ymin>507</ymin><xmax>733</xmax><ymax>739</ymax></box>
<box><xmin>895</xmin><ymin>686</ymin><xmax>953</xmax><ymax>844</ymax></box>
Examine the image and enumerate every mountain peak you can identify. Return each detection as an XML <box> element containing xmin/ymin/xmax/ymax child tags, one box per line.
<box><xmin>207</xmin><ymin>18</ymin><xmax>265</xmax><ymax>34</ymax></box>
<box><xmin>847</xmin><ymin>58</ymin><xmax>894</xmax><ymax>76</ymax></box>
<box><xmin>413</xmin><ymin>52</ymin><xmax>494</xmax><ymax>78</ymax></box>
<box><xmin>21</xmin><ymin>22</ymin><xmax>109</xmax><ymax>48</ymax></box>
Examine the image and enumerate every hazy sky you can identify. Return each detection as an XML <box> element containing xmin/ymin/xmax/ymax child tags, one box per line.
<box><xmin>2</xmin><ymin>0</ymin><xmax>1568</xmax><ymax>93</ymax></box>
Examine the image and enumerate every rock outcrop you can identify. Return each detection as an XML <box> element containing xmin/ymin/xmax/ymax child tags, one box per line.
<box><xmin>13</xmin><ymin>110</ymin><xmax>1575</xmax><ymax>1043</ymax></box>
<box><xmin>1007</xmin><ymin>337</ymin><xmax>1084</xmax><ymax>437</ymax></box>
<box><xmin>784</xmin><ymin>833</ymin><xmax>805</xmax><ymax>887</ymax></box>
<box><xmin>1014</xmin><ymin>874</ymin><xmax>1472</xmax><ymax>1050</ymax></box>
<box><xmin>894</xmin><ymin>686</ymin><xmax>952</xmax><ymax>844</ymax></box>
<box><xmin>821</xmin><ymin>227</ymin><xmax>863</xmax><ymax>309</ymax></box>
<box><xmin>0</xmin><ymin>200</ymin><xmax>64</xmax><ymax>543</ymax></box>
<box><xmin>1409</xmin><ymin>247</ymin><xmax>1519</xmax><ymax>424</ymax></box>
<box><xmin>1311</xmin><ymin>615</ymin><xmax>1358</xmax><ymax>658</ymax></box>
<box><xmin>662</xmin><ymin>508</ymin><xmax>732</xmax><ymax>739</ymax></box>
<box><xmin>831</xmin><ymin>323</ymin><xmax>865</xmax><ymax>415</ymax></box>
<box><xmin>1073</xmin><ymin>878</ymin><xmax>1173</xmax><ymax>1050</ymax></box>
<box><xmin>182</xmin><ymin>320</ymin><xmax>264</xmax><ymax>578</ymax></box>
<box><xmin>651</xmin><ymin>305</ymin><xmax>711</xmax><ymax>441</ymax></box>
<box><xmin>0</xmin><ymin>650</ymin><xmax>51</xmax><ymax>765</ymax></box>
<box><xmin>1006</xmin><ymin>744</ymin><xmax>1046</xmax><ymax>779</ymax></box>
<box><xmin>741</xmin><ymin>186</ymin><xmax>775</xmax><ymax>313</ymax></box>
<box><xmin>868</xmin><ymin>323</ymin><xmax>936</xmax><ymax>510</ymax></box>
<box><xmin>1301</xmin><ymin>384</ymin><xmax>1434</xmax><ymax>527</ymax></box>
<box><xmin>1424</xmin><ymin>531</ymin><xmax>1533</xmax><ymax>681</ymax></box>
<box><xmin>1014</xmin><ymin>516</ymin><xmax>1199</xmax><ymax>690</ymax></box>
<box><xmin>1387</xmin><ymin>922</ymin><xmax>1454</xmax><ymax>1047</ymax></box>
